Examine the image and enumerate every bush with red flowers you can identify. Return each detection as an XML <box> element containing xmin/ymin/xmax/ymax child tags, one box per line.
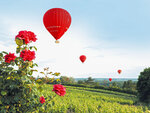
<box><xmin>0</xmin><ymin>30</ymin><xmax>66</xmax><ymax>113</ymax></box>
<box><xmin>0</xmin><ymin>30</ymin><xmax>41</xmax><ymax>113</ymax></box>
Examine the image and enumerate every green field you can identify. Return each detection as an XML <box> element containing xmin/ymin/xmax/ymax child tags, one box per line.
<box><xmin>34</xmin><ymin>84</ymin><xmax>150</xmax><ymax>113</ymax></box>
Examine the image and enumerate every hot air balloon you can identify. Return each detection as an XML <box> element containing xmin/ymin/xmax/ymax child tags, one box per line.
<box><xmin>43</xmin><ymin>8</ymin><xmax>71</xmax><ymax>43</ymax></box>
<box><xmin>109</xmin><ymin>78</ymin><xmax>112</xmax><ymax>82</ymax></box>
<box><xmin>118</xmin><ymin>69</ymin><xmax>122</xmax><ymax>74</ymax></box>
<box><xmin>80</xmin><ymin>55</ymin><xmax>86</xmax><ymax>63</ymax></box>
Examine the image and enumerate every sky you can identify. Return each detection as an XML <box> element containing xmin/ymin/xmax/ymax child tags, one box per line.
<box><xmin>0</xmin><ymin>0</ymin><xmax>150</xmax><ymax>78</ymax></box>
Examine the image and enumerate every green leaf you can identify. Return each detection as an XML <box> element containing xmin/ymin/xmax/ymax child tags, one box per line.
<box><xmin>2</xmin><ymin>51</ymin><xmax>8</xmax><ymax>54</ymax></box>
<box><xmin>38</xmin><ymin>86</ymin><xmax>43</xmax><ymax>92</ymax></box>
<box><xmin>7</xmin><ymin>77</ymin><xmax>11</xmax><ymax>79</ymax></box>
<box><xmin>15</xmin><ymin>38</ymin><xmax>23</xmax><ymax>46</ymax></box>
<box><xmin>0</xmin><ymin>53</ymin><xmax>3</xmax><ymax>57</ymax></box>
<box><xmin>28</xmin><ymin>61</ymin><xmax>33</xmax><ymax>67</ymax></box>
<box><xmin>40</xmin><ymin>72</ymin><xmax>45</xmax><ymax>75</ymax></box>
<box><xmin>1</xmin><ymin>91</ymin><xmax>7</xmax><ymax>96</ymax></box>
<box><xmin>53</xmin><ymin>72</ymin><xmax>60</xmax><ymax>76</ymax></box>
<box><xmin>15</xmin><ymin>57</ymin><xmax>19</xmax><ymax>65</ymax></box>
<box><xmin>48</xmin><ymin>72</ymin><xmax>52</xmax><ymax>74</ymax></box>
<box><xmin>29</xmin><ymin>46</ymin><xmax>37</xmax><ymax>51</ymax></box>
<box><xmin>33</xmin><ymin>63</ymin><xmax>38</xmax><ymax>67</ymax></box>
<box><xmin>28</xmin><ymin>71</ymin><xmax>33</xmax><ymax>75</ymax></box>
<box><xmin>29</xmin><ymin>46</ymin><xmax>33</xmax><ymax>50</ymax></box>
<box><xmin>0</xmin><ymin>57</ymin><xmax>3</xmax><ymax>61</ymax></box>
<box><xmin>16</xmin><ymin>46</ymin><xmax>21</xmax><ymax>53</ymax></box>
<box><xmin>56</xmin><ymin>79</ymin><xmax>61</xmax><ymax>82</ymax></box>
<box><xmin>33</xmin><ymin>46</ymin><xmax>37</xmax><ymax>51</ymax></box>
<box><xmin>31</xmin><ymin>69</ymin><xmax>38</xmax><ymax>72</ymax></box>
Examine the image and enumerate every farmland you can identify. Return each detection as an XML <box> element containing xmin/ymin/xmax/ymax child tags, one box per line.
<box><xmin>35</xmin><ymin>84</ymin><xmax>150</xmax><ymax>113</ymax></box>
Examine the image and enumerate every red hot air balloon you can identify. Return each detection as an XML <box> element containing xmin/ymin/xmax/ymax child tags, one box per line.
<box><xmin>43</xmin><ymin>8</ymin><xmax>71</xmax><ymax>43</ymax></box>
<box><xmin>80</xmin><ymin>55</ymin><xmax>86</xmax><ymax>63</ymax></box>
<box><xmin>118</xmin><ymin>69</ymin><xmax>122</xmax><ymax>74</ymax></box>
<box><xmin>109</xmin><ymin>78</ymin><xmax>112</xmax><ymax>82</ymax></box>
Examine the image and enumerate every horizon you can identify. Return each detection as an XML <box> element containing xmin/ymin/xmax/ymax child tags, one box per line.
<box><xmin>74</xmin><ymin>77</ymin><xmax>138</xmax><ymax>79</ymax></box>
<box><xmin>0</xmin><ymin>0</ymin><xmax>150</xmax><ymax>78</ymax></box>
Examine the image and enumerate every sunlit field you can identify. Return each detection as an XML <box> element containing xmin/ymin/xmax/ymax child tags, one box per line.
<box><xmin>35</xmin><ymin>84</ymin><xmax>149</xmax><ymax>113</ymax></box>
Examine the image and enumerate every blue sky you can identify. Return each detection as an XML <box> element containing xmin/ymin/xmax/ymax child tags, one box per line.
<box><xmin>0</xmin><ymin>0</ymin><xmax>150</xmax><ymax>78</ymax></box>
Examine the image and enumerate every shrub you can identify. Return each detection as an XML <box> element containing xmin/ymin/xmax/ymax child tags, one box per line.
<box><xmin>137</xmin><ymin>67</ymin><xmax>150</xmax><ymax>104</ymax></box>
<box><xmin>0</xmin><ymin>30</ymin><xmax>65</xmax><ymax>112</ymax></box>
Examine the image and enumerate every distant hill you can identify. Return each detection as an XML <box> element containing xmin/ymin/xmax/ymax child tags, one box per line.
<box><xmin>75</xmin><ymin>78</ymin><xmax>138</xmax><ymax>82</ymax></box>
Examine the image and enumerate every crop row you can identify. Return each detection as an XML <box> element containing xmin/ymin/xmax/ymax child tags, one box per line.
<box><xmin>33</xmin><ymin>84</ymin><xmax>149</xmax><ymax>113</ymax></box>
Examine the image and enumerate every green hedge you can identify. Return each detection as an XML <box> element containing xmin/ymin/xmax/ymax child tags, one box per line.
<box><xmin>61</xmin><ymin>83</ymin><xmax>137</xmax><ymax>95</ymax></box>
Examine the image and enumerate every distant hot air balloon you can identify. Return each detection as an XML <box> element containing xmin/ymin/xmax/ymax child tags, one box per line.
<box><xmin>80</xmin><ymin>55</ymin><xmax>86</xmax><ymax>63</ymax></box>
<box><xmin>109</xmin><ymin>78</ymin><xmax>112</xmax><ymax>82</ymax></box>
<box><xmin>43</xmin><ymin>8</ymin><xmax>71</xmax><ymax>43</ymax></box>
<box><xmin>118</xmin><ymin>69</ymin><xmax>122</xmax><ymax>74</ymax></box>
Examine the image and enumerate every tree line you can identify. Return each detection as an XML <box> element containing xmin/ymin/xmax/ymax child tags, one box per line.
<box><xmin>30</xmin><ymin>67</ymin><xmax>150</xmax><ymax>105</ymax></box>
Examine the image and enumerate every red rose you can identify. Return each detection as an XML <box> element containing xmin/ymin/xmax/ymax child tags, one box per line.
<box><xmin>4</xmin><ymin>52</ymin><xmax>16</xmax><ymax>63</ymax></box>
<box><xmin>52</xmin><ymin>84</ymin><xmax>66</xmax><ymax>96</ymax></box>
<box><xmin>28</xmin><ymin>31</ymin><xmax>37</xmax><ymax>42</ymax></box>
<box><xmin>15</xmin><ymin>30</ymin><xmax>37</xmax><ymax>44</ymax></box>
<box><xmin>20</xmin><ymin>50</ymin><xmax>35</xmax><ymax>61</ymax></box>
<box><xmin>40</xmin><ymin>96</ymin><xmax>45</xmax><ymax>104</ymax></box>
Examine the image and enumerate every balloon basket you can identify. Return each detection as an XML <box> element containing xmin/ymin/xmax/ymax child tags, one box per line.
<box><xmin>55</xmin><ymin>40</ymin><xmax>60</xmax><ymax>43</ymax></box>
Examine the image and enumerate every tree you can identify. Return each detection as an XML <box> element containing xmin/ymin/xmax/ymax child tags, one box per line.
<box><xmin>122</xmin><ymin>80</ymin><xmax>137</xmax><ymax>90</ymax></box>
<box><xmin>60</xmin><ymin>76</ymin><xmax>69</xmax><ymax>84</ymax></box>
<box><xmin>112</xmin><ymin>82</ymin><xmax>117</xmax><ymax>87</ymax></box>
<box><xmin>123</xmin><ymin>80</ymin><xmax>132</xmax><ymax>89</ymax></box>
<box><xmin>60</xmin><ymin>76</ymin><xmax>75</xmax><ymax>84</ymax></box>
<box><xmin>78</xmin><ymin>80</ymin><xmax>84</xmax><ymax>84</ymax></box>
<box><xmin>137</xmin><ymin>67</ymin><xmax>150</xmax><ymax>104</ymax></box>
<box><xmin>85</xmin><ymin>77</ymin><xmax>95</xmax><ymax>84</ymax></box>
<box><xmin>69</xmin><ymin>77</ymin><xmax>75</xmax><ymax>83</ymax></box>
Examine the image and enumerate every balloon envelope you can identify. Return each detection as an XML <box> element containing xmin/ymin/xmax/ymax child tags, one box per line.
<box><xmin>80</xmin><ymin>55</ymin><xmax>86</xmax><ymax>63</ymax></box>
<box><xmin>43</xmin><ymin>8</ymin><xmax>71</xmax><ymax>41</ymax></box>
<box><xmin>109</xmin><ymin>78</ymin><xmax>112</xmax><ymax>82</ymax></box>
<box><xmin>118</xmin><ymin>69</ymin><xmax>122</xmax><ymax>74</ymax></box>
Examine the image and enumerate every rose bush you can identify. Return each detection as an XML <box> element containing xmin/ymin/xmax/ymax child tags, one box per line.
<box><xmin>0</xmin><ymin>30</ymin><xmax>41</xmax><ymax>113</ymax></box>
<box><xmin>0</xmin><ymin>30</ymin><xmax>66</xmax><ymax>113</ymax></box>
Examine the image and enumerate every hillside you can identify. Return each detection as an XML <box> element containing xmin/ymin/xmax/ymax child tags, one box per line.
<box><xmin>38</xmin><ymin>84</ymin><xmax>149</xmax><ymax>113</ymax></box>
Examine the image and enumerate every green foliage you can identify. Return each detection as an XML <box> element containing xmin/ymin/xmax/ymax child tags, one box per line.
<box><xmin>62</xmin><ymin>83</ymin><xmax>137</xmax><ymax>95</ymax></box>
<box><xmin>0</xmin><ymin>41</ymin><xmax>42</xmax><ymax>112</ymax></box>
<box><xmin>137</xmin><ymin>67</ymin><xmax>150</xmax><ymax>104</ymax></box>
<box><xmin>77</xmin><ymin>80</ymin><xmax>84</xmax><ymax>84</ymax></box>
<box><xmin>0</xmin><ymin>32</ymin><xmax>61</xmax><ymax>112</ymax></box>
<box><xmin>77</xmin><ymin>77</ymin><xmax>96</xmax><ymax>85</ymax></box>
<box><xmin>122</xmin><ymin>80</ymin><xmax>137</xmax><ymax>90</ymax></box>
<box><xmin>32</xmin><ymin>84</ymin><xmax>149</xmax><ymax>113</ymax></box>
<box><xmin>60</xmin><ymin>76</ymin><xmax>75</xmax><ymax>84</ymax></box>
<box><xmin>85</xmin><ymin>77</ymin><xmax>95</xmax><ymax>84</ymax></box>
<box><xmin>111</xmin><ymin>82</ymin><xmax>117</xmax><ymax>87</ymax></box>
<box><xmin>36</xmin><ymin>67</ymin><xmax>61</xmax><ymax>84</ymax></box>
